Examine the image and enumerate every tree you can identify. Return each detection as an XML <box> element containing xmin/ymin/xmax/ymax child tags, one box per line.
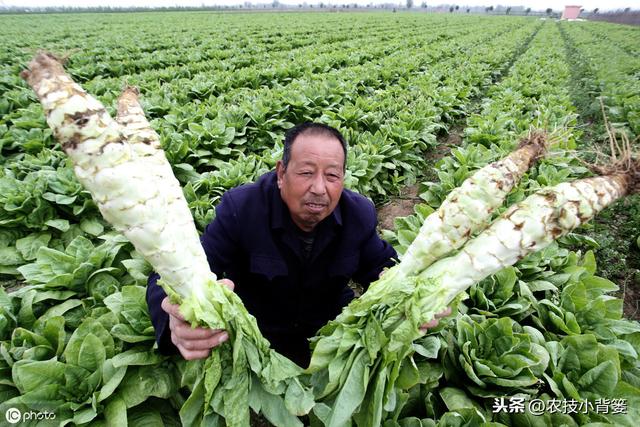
<box><xmin>421</xmin><ymin>2</ymin><xmax>427</xmax><ymax>8</ymax></box>
<box><xmin>545</xmin><ymin>7</ymin><xmax>552</xmax><ymax>15</ymax></box>
<box><xmin>506</xmin><ymin>6</ymin><xmax>511</xmax><ymax>14</ymax></box>
<box><xmin>466</xmin><ymin>7</ymin><xmax>470</xmax><ymax>13</ymax></box>
<box><xmin>485</xmin><ymin>5</ymin><xmax>493</xmax><ymax>13</ymax></box>
<box><xmin>272</xmin><ymin>0</ymin><xmax>280</xmax><ymax>8</ymax></box>
<box><xmin>449</xmin><ymin>6</ymin><xmax>454</xmax><ymax>12</ymax></box>
<box><xmin>455</xmin><ymin>5</ymin><xmax>459</xmax><ymax>11</ymax></box>
<box><xmin>593</xmin><ymin>8</ymin><xmax>599</xmax><ymax>14</ymax></box>
<box><xmin>525</xmin><ymin>7</ymin><xmax>531</xmax><ymax>14</ymax></box>
<box><xmin>406</xmin><ymin>0</ymin><xmax>413</xmax><ymax>8</ymax></box>
<box><xmin>624</xmin><ymin>7</ymin><xmax>631</xmax><ymax>13</ymax></box>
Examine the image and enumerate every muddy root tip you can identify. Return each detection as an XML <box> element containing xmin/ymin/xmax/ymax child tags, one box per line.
<box><xmin>124</xmin><ymin>86</ymin><xmax>140</xmax><ymax>95</ymax></box>
<box><xmin>116</xmin><ymin>86</ymin><xmax>143</xmax><ymax>121</ymax></box>
<box><xmin>118</xmin><ymin>85</ymin><xmax>141</xmax><ymax>102</ymax></box>
<box><xmin>21</xmin><ymin>51</ymin><xmax>67</xmax><ymax>87</ymax></box>
<box><xmin>517</xmin><ymin>130</ymin><xmax>548</xmax><ymax>160</ymax></box>
<box><xmin>620</xmin><ymin>159</ymin><xmax>640</xmax><ymax>195</ymax></box>
<box><xmin>34</xmin><ymin>51</ymin><xmax>65</xmax><ymax>67</ymax></box>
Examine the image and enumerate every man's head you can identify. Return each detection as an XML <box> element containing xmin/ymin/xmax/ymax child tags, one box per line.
<box><xmin>276</xmin><ymin>122</ymin><xmax>347</xmax><ymax>232</ymax></box>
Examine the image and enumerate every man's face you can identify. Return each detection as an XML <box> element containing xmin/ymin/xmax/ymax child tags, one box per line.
<box><xmin>276</xmin><ymin>132</ymin><xmax>345</xmax><ymax>232</ymax></box>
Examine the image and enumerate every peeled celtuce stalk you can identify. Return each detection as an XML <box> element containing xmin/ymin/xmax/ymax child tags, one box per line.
<box><xmin>420</xmin><ymin>170</ymin><xmax>638</xmax><ymax>304</ymax></box>
<box><xmin>21</xmin><ymin>53</ymin><xmax>211</xmax><ymax>302</ymax></box>
<box><xmin>22</xmin><ymin>52</ymin><xmax>311</xmax><ymax>427</ymax></box>
<box><xmin>325</xmin><ymin>134</ymin><xmax>548</xmax><ymax>329</ymax></box>
<box><xmin>394</xmin><ymin>132</ymin><xmax>547</xmax><ymax>279</ymax></box>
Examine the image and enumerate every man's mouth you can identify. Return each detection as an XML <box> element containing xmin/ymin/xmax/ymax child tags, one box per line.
<box><xmin>305</xmin><ymin>202</ymin><xmax>327</xmax><ymax>213</ymax></box>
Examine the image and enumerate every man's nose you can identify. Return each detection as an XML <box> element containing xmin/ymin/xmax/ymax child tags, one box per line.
<box><xmin>310</xmin><ymin>174</ymin><xmax>327</xmax><ymax>195</ymax></box>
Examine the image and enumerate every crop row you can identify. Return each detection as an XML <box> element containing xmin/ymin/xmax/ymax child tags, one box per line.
<box><xmin>558</xmin><ymin>22</ymin><xmax>640</xmax><ymax>138</ymax></box>
<box><xmin>0</xmin><ymin>16</ymin><xmax>498</xmax><ymax>122</ymax></box>
<box><xmin>0</xmin><ymin>12</ymin><xmax>407</xmax><ymax>67</ymax></box>
<box><xmin>578</xmin><ymin>21</ymin><xmax>640</xmax><ymax>59</ymax></box>
<box><xmin>0</xmin><ymin>13</ymin><xmax>487</xmax><ymax>91</ymax></box>
<box><xmin>0</xmin><ymin>16</ymin><xmax>447</xmax><ymax>112</ymax></box>
<box><xmin>2</xmin><ymin>19</ymin><xmax>539</xmax><ymax>219</ymax></box>
<box><xmin>147</xmin><ymin>18</ymin><xmax>540</xmax><ymax>226</ymax></box>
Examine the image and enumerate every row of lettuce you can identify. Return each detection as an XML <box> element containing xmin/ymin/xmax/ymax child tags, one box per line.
<box><xmin>556</xmin><ymin>20</ymin><xmax>640</xmax><ymax>295</ymax></box>
<box><xmin>559</xmin><ymin>21</ymin><xmax>639</xmax><ymax>138</ymax></box>
<box><xmin>0</xmin><ymin>12</ymin><xmax>638</xmax><ymax>426</ymax></box>
<box><xmin>0</xmin><ymin>14</ymin><xmax>486</xmax><ymax>118</ymax></box>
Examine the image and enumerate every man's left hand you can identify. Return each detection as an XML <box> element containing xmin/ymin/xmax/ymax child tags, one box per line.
<box><xmin>419</xmin><ymin>306</ymin><xmax>452</xmax><ymax>333</ymax></box>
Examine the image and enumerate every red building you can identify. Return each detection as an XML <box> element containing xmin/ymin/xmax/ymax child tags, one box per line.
<box><xmin>562</xmin><ymin>5</ymin><xmax>582</xmax><ymax>19</ymax></box>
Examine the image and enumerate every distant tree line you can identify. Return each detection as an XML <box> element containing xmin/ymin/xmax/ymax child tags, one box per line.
<box><xmin>588</xmin><ymin>9</ymin><xmax>640</xmax><ymax>25</ymax></box>
<box><xmin>0</xmin><ymin>5</ymin><xmax>230</xmax><ymax>14</ymax></box>
<box><xmin>1</xmin><ymin>3</ymin><xmax>636</xmax><ymax>20</ymax></box>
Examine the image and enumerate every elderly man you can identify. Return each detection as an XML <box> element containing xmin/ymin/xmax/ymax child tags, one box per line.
<box><xmin>147</xmin><ymin>122</ymin><xmax>447</xmax><ymax>367</ymax></box>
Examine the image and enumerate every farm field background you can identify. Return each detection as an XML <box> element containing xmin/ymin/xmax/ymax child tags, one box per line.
<box><xmin>0</xmin><ymin>11</ymin><xmax>639</xmax><ymax>426</ymax></box>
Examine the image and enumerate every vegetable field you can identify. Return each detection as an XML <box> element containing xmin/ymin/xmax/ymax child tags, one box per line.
<box><xmin>1</xmin><ymin>11</ymin><xmax>639</xmax><ymax>427</ymax></box>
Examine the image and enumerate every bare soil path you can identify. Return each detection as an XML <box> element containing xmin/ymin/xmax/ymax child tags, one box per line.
<box><xmin>376</xmin><ymin>129</ymin><xmax>463</xmax><ymax>231</ymax></box>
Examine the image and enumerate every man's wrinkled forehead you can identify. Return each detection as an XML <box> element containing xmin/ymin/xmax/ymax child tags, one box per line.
<box><xmin>290</xmin><ymin>130</ymin><xmax>346</xmax><ymax>167</ymax></box>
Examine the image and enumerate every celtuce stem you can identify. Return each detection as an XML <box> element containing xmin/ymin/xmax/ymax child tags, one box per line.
<box><xmin>21</xmin><ymin>52</ymin><xmax>211</xmax><ymax>303</ymax></box>
<box><xmin>116</xmin><ymin>85</ymin><xmax>160</xmax><ymax>147</ymax></box>
<box><xmin>333</xmin><ymin>134</ymin><xmax>547</xmax><ymax>324</ymax></box>
<box><xmin>421</xmin><ymin>173</ymin><xmax>635</xmax><ymax>303</ymax></box>
<box><xmin>394</xmin><ymin>132</ymin><xmax>548</xmax><ymax>279</ymax></box>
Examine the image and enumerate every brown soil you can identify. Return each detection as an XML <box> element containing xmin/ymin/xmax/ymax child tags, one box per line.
<box><xmin>422</xmin><ymin>129</ymin><xmax>463</xmax><ymax>183</ymax></box>
<box><xmin>250</xmin><ymin>412</ymin><xmax>274</xmax><ymax>427</ymax></box>
<box><xmin>1</xmin><ymin>279</ymin><xmax>25</xmax><ymax>294</ymax></box>
<box><xmin>377</xmin><ymin>185</ymin><xmax>422</xmax><ymax>231</ymax></box>
<box><xmin>621</xmin><ymin>277</ymin><xmax>640</xmax><ymax>320</ymax></box>
<box><xmin>377</xmin><ymin>129</ymin><xmax>463</xmax><ymax>231</ymax></box>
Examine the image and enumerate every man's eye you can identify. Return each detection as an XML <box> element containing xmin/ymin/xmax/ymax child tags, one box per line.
<box><xmin>299</xmin><ymin>172</ymin><xmax>312</xmax><ymax>176</ymax></box>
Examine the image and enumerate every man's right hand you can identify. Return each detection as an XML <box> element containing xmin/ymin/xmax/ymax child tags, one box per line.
<box><xmin>160</xmin><ymin>278</ymin><xmax>234</xmax><ymax>360</ymax></box>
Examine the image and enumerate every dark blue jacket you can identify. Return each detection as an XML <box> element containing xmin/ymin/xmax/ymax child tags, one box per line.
<box><xmin>146</xmin><ymin>171</ymin><xmax>397</xmax><ymax>366</ymax></box>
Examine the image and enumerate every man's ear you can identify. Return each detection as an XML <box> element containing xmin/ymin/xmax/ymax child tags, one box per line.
<box><xmin>276</xmin><ymin>160</ymin><xmax>284</xmax><ymax>189</ymax></box>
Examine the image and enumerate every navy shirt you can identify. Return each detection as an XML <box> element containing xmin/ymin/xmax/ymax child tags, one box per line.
<box><xmin>146</xmin><ymin>171</ymin><xmax>397</xmax><ymax>366</ymax></box>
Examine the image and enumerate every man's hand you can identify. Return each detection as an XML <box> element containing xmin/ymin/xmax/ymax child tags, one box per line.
<box><xmin>160</xmin><ymin>278</ymin><xmax>234</xmax><ymax>360</ymax></box>
<box><xmin>419</xmin><ymin>306</ymin><xmax>452</xmax><ymax>333</ymax></box>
